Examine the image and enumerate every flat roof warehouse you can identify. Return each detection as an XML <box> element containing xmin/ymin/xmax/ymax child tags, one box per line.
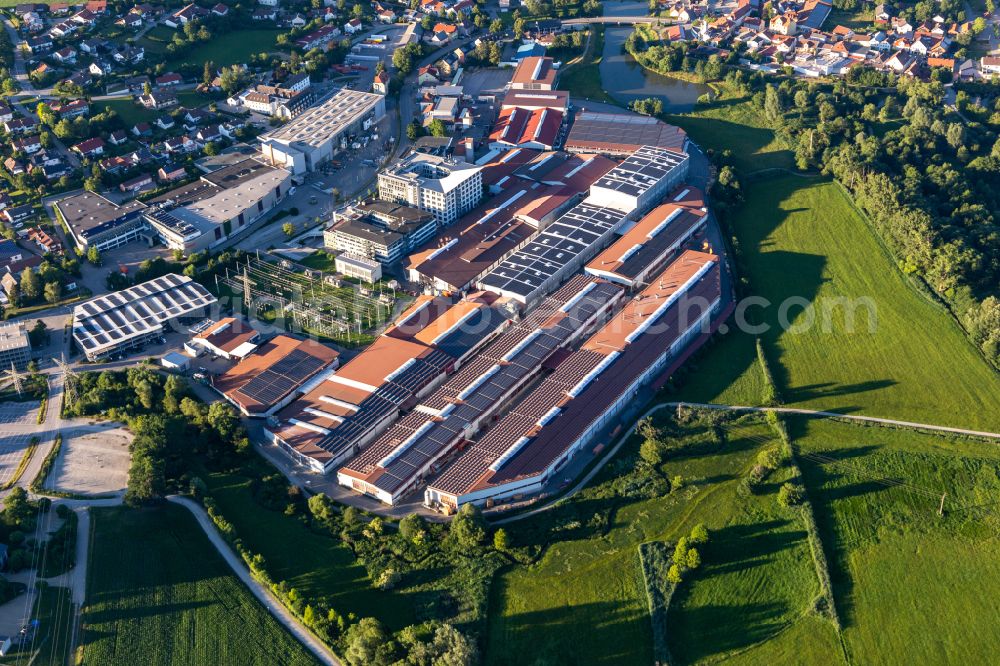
<box><xmin>262</xmin><ymin>88</ymin><xmax>385</xmax><ymax>149</ymax></box>
<box><xmin>73</xmin><ymin>274</ymin><xmax>217</xmax><ymax>360</ymax></box>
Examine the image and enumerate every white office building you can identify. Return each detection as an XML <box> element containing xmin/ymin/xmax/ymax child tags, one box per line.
<box><xmin>377</xmin><ymin>152</ymin><xmax>482</xmax><ymax>226</ymax></box>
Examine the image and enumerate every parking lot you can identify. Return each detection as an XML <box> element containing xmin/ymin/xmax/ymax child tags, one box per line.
<box><xmin>0</xmin><ymin>402</ymin><xmax>40</xmax><ymax>425</ymax></box>
<box><xmin>310</xmin><ymin>113</ymin><xmax>395</xmax><ymax>201</ymax></box>
<box><xmin>0</xmin><ymin>432</ymin><xmax>35</xmax><ymax>487</ymax></box>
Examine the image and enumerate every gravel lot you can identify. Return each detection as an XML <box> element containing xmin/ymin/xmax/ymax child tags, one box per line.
<box><xmin>46</xmin><ymin>428</ymin><xmax>131</xmax><ymax>496</ymax></box>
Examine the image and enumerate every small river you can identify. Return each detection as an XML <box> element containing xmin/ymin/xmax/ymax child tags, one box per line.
<box><xmin>598</xmin><ymin>26</ymin><xmax>710</xmax><ymax>113</ymax></box>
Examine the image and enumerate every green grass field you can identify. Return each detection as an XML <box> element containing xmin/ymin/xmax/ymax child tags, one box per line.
<box><xmin>558</xmin><ymin>26</ymin><xmax>616</xmax><ymax>105</ymax></box>
<box><xmin>176</xmin><ymin>29</ymin><xmax>283</xmax><ymax>67</ymax></box>
<box><xmin>296</xmin><ymin>251</ymin><xmax>339</xmax><ymax>273</ymax></box>
<box><xmin>487</xmin><ymin>416</ymin><xmax>823</xmax><ymax>665</ymax></box>
<box><xmin>791</xmin><ymin>417</ymin><xmax>1000</xmax><ymax>663</ymax></box>
<box><xmin>675</xmin><ymin>176</ymin><xmax>1000</xmax><ymax>431</ymax></box>
<box><xmin>200</xmin><ymin>459</ymin><xmax>417</xmax><ymax>630</ymax></box>
<box><xmin>137</xmin><ymin>25</ymin><xmax>175</xmax><ymax>55</ymax></box>
<box><xmin>667</xmin><ymin>95</ymin><xmax>795</xmax><ymax>174</ymax></box>
<box><xmin>98</xmin><ymin>97</ymin><xmax>157</xmax><ymax>127</ymax></box>
<box><xmin>81</xmin><ymin>505</ymin><xmax>320</xmax><ymax>666</ymax></box>
<box><xmin>825</xmin><ymin>6</ymin><xmax>875</xmax><ymax>31</ymax></box>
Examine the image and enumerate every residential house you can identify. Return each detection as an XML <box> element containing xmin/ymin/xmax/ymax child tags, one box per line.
<box><xmin>157</xmin><ymin>164</ymin><xmax>186</xmax><ymax>182</ymax></box>
<box><xmin>892</xmin><ymin>17</ymin><xmax>913</xmax><ymax>34</ymax></box>
<box><xmin>78</xmin><ymin>38</ymin><xmax>102</xmax><ymax>54</ymax></box>
<box><xmin>166</xmin><ymin>3</ymin><xmax>208</xmax><ymax>27</ymax></box>
<box><xmin>21</xmin><ymin>35</ymin><xmax>53</xmax><ymax>53</ymax></box>
<box><xmin>252</xmin><ymin>7</ymin><xmax>277</xmax><ymax>20</ymax></box>
<box><xmin>12</xmin><ymin>135</ymin><xmax>42</xmax><ymax>155</ymax></box>
<box><xmin>982</xmin><ymin>56</ymin><xmax>1000</xmax><ymax>75</ymax></box>
<box><xmin>72</xmin><ymin>137</ymin><xmax>105</xmax><ymax>158</ymax></box>
<box><xmin>27</xmin><ymin>227</ymin><xmax>62</xmax><ymax>254</ymax></box>
<box><xmin>163</xmin><ymin>135</ymin><xmax>196</xmax><ymax>153</ymax></box>
<box><xmin>3</xmin><ymin>118</ymin><xmax>39</xmax><ymax>134</ymax></box>
<box><xmin>156</xmin><ymin>115</ymin><xmax>175</xmax><ymax>130</ymax></box>
<box><xmin>294</xmin><ymin>24</ymin><xmax>340</xmax><ymax>49</ymax></box>
<box><xmin>113</xmin><ymin>44</ymin><xmax>144</xmax><ymax>63</ymax></box>
<box><xmin>344</xmin><ymin>18</ymin><xmax>363</xmax><ymax>34</ymax></box>
<box><xmin>53</xmin><ymin>99</ymin><xmax>89</xmax><ymax>119</ymax></box>
<box><xmin>1</xmin><ymin>206</ymin><xmax>34</xmax><ymax>224</ymax></box>
<box><xmin>70</xmin><ymin>8</ymin><xmax>96</xmax><ymax>25</ymax></box>
<box><xmin>3</xmin><ymin>158</ymin><xmax>25</xmax><ymax>176</ymax></box>
<box><xmin>373</xmin><ymin>70</ymin><xmax>389</xmax><ymax>94</ymax></box>
<box><xmin>770</xmin><ymin>11</ymin><xmax>798</xmax><ymax>35</ymax></box>
<box><xmin>0</xmin><ymin>105</ymin><xmax>12</xmax><ymax>123</ymax></box>
<box><xmin>155</xmin><ymin>72</ymin><xmax>183</xmax><ymax>87</ymax></box>
<box><xmin>139</xmin><ymin>90</ymin><xmax>178</xmax><ymax>110</ymax></box>
<box><xmin>212</xmin><ymin>3</ymin><xmax>228</xmax><ymax>16</ymax></box>
<box><xmin>195</xmin><ymin>125</ymin><xmax>221</xmax><ymax>144</ymax></box>
<box><xmin>88</xmin><ymin>61</ymin><xmax>113</xmax><ymax>77</ymax></box>
<box><xmin>132</xmin><ymin>121</ymin><xmax>152</xmax><ymax>137</ymax></box>
<box><xmin>108</xmin><ymin>130</ymin><xmax>128</xmax><ymax>145</ymax></box>
<box><xmin>48</xmin><ymin>21</ymin><xmax>77</xmax><ymax>38</ymax></box>
<box><xmin>119</xmin><ymin>12</ymin><xmax>142</xmax><ymax>28</ymax></box>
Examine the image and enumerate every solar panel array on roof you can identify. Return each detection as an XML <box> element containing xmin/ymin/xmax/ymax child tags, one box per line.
<box><xmin>428</xmin><ymin>260</ymin><xmax>722</xmax><ymax>500</ymax></box>
<box><xmin>587</xmin><ymin>206</ymin><xmax>708</xmax><ymax>284</ymax></box>
<box><xmin>480</xmin><ymin>201</ymin><xmax>627</xmax><ymax>300</ymax></box>
<box><xmin>236</xmin><ymin>349</ymin><xmax>330</xmax><ymax>407</ymax></box>
<box><xmin>591</xmin><ymin>146</ymin><xmax>688</xmax><ymax>199</ymax></box>
<box><xmin>72</xmin><ymin>274</ymin><xmax>216</xmax><ymax>358</ymax></box>
<box><xmin>339</xmin><ymin>278</ymin><xmax>623</xmax><ymax>500</ymax></box>
<box><xmin>307</xmin><ymin>349</ymin><xmax>453</xmax><ymax>462</ymax></box>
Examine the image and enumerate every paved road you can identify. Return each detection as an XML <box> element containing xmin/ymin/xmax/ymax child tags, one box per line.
<box><xmin>665</xmin><ymin>402</ymin><xmax>1000</xmax><ymax>440</ymax></box>
<box><xmin>563</xmin><ymin>15</ymin><xmax>672</xmax><ymax>24</ymax></box>
<box><xmin>166</xmin><ymin>496</ymin><xmax>342</xmax><ymax>666</ymax></box>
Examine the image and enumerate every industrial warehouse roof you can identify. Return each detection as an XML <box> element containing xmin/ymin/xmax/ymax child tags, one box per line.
<box><xmin>262</xmin><ymin>88</ymin><xmax>383</xmax><ymax>149</ymax></box>
<box><xmin>406</xmin><ymin>185</ymin><xmax>547</xmax><ymax>291</ymax></box>
<box><xmin>585</xmin><ymin>193</ymin><xmax>708</xmax><ymax>286</ymax></box>
<box><xmin>489</xmin><ymin>107</ymin><xmax>563</xmax><ymax>149</ymax></box>
<box><xmin>511</xmin><ymin>56</ymin><xmax>558</xmax><ymax>88</ymax></box>
<box><xmin>181</xmin><ymin>167</ymin><xmax>290</xmax><ymax>224</ymax></box>
<box><xmin>428</xmin><ymin>252</ymin><xmax>722</xmax><ymax>500</ymax></box>
<box><xmin>213</xmin><ymin>335</ymin><xmax>339</xmax><ymax>414</ymax></box>
<box><xmin>478</xmin><ymin>199</ymin><xmax>627</xmax><ymax>299</ymax></box>
<box><xmin>54</xmin><ymin>192</ymin><xmax>146</xmax><ymax>234</ymax></box>
<box><xmin>591</xmin><ymin>146</ymin><xmax>689</xmax><ymax>200</ymax></box>
<box><xmin>501</xmin><ymin>90</ymin><xmax>570</xmax><ymax>111</ymax></box>
<box><xmin>269</xmin><ymin>333</ymin><xmax>454</xmax><ymax>465</ymax></box>
<box><xmin>192</xmin><ymin>317</ymin><xmax>259</xmax><ymax>356</ymax></box>
<box><xmin>72</xmin><ymin>274</ymin><xmax>216</xmax><ymax>356</ymax></box>
<box><xmin>565</xmin><ymin>111</ymin><xmax>688</xmax><ymax>155</ymax></box>
<box><xmin>338</xmin><ymin>276</ymin><xmax>623</xmax><ymax>498</ymax></box>
<box><xmin>201</xmin><ymin>157</ymin><xmax>275</xmax><ymax>187</ymax></box>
